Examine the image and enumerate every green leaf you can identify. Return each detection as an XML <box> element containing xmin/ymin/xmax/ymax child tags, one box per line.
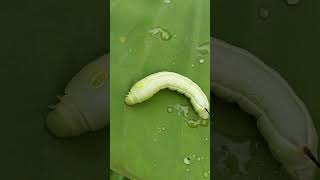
<box><xmin>110</xmin><ymin>0</ymin><xmax>210</xmax><ymax>179</ymax></box>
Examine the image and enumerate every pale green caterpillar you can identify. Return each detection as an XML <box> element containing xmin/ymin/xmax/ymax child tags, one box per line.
<box><xmin>212</xmin><ymin>38</ymin><xmax>319</xmax><ymax>180</ymax></box>
<box><xmin>125</xmin><ymin>72</ymin><xmax>210</xmax><ymax>119</ymax></box>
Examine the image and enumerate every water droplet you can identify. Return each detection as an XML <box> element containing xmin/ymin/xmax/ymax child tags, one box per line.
<box><xmin>286</xmin><ymin>0</ymin><xmax>300</xmax><ymax>5</ymax></box>
<box><xmin>202</xmin><ymin>171</ymin><xmax>209</xmax><ymax>178</ymax></box>
<box><xmin>200</xmin><ymin>119</ymin><xmax>209</xmax><ymax>127</ymax></box>
<box><xmin>173</xmin><ymin>34</ymin><xmax>177</xmax><ymax>38</ymax></box>
<box><xmin>186</xmin><ymin>168</ymin><xmax>190</xmax><ymax>172</ymax></box>
<box><xmin>197</xmin><ymin>42</ymin><xmax>210</xmax><ymax>54</ymax></box>
<box><xmin>163</xmin><ymin>0</ymin><xmax>171</xmax><ymax>4</ymax></box>
<box><xmin>259</xmin><ymin>8</ymin><xmax>269</xmax><ymax>20</ymax></box>
<box><xmin>153</xmin><ymin>138</ymin><xmax>157</xmax><ymax>142</ymax></box>
<box><xmin>184</xmin><ymin>157</ymin><xmax>191</xmax><ymax>165</ymax></box>
<box><xmin>187</xmin><ymin>120</ymin><xmax>199</xmax><ymax>128</ymax></box>
<box><xmin>119</xmin><ymin>36</ymin><xmax>126</xmax><ymax>43</ymax></box>
<box><xmin>197</xmin><ymin>157</ymin><xmax>201</xmax><ymax>161</ymax></box>
<box><xmin>148</xmin><ymin>27</ymin><xmax>173</xmax><ymax>41</ymax></box>
<box><xmin>157</xmin><ymin>127</ymin><xmax>166</xmax><ymax>134</ymax></box>
<box><xmin>192</xmin><ymin>154</ymin><xmax>196</xmax><ymax>158</ymax></box>
<box><xmin>191</xmin><ymin>64</ymin><xmax>194</xmax><ymax>68</ymax></box>
<box><xmin>167</xmin><ymin>106</ymin><xmax>173</xmax><ymax>113</ymax></box>
<box><xmin>205</xmin><ymin>137</ymin><xmax>209</xmax><ymax>141</ymax></box>
<box><xmin>199</xmin><ymin>58</ymin><xmax>205</xmax><ymax>64</ymax></box>
<box><xmin>175</xmin><ymin>104</ymin><xmax>190</xmax><ymax>118</ymax></box>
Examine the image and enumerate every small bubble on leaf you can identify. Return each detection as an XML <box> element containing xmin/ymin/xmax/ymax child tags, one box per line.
<box><xmin>197</xmin><ymin>42</ymin><xmax>210</xmax><ymax>54</ymax></box>
<box><xmin>148</xmin><ymin>27</ymin><xmax>173</xmax><ymax>41</ymax></box>
<box><xmin>202</xmin><ymin>171</ymin><xmax>210</xmax><ymax>178</ymax></box>
<box><xmin>119</xmin><ymin>36</ymin><xmax>126</xmax><ymax>43</ymax></box>
<box><xmin>184</xmin><ymin>157</ymin><xmax>191</xmax><ymax>165</ymax></box>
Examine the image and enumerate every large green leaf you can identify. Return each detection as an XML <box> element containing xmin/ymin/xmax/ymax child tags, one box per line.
<box><xmin>110</xmin><ymin>0</ymin><xmax>210</xmax><ymax>179</ymax></box>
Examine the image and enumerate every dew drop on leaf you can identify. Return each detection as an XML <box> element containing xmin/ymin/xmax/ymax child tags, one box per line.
<box><xmin>148</xmin><ymin>27</ymin><xmax>173</xmax><ymax>41</ymax></box>
<box><xmin>175</xmin><ymin>104</ymin><xmax>190</xmax><ymax>118</ymax></box>
<box><xmin>186</xmin><ymin>120</ymin><xmax>199</xmax><ymax>128</ymax></box>
<box><xmin>183</xmin><ymin>157</ymin><xmax>191</xmax><ymax>165</ymax></box>
<box><xmin>119</xmin><ymin>36</ymin><xmax>127</xmax><ymax>43</ymax></box>
<box><xmin>197</xmin><ymin>42</ymin><xmax>210</xmax><ymax>54</ymax></box>
<box><xmin>202</xmin><ymin>170</ymin><xmax>209</xmax><ymax>178</ymax></box>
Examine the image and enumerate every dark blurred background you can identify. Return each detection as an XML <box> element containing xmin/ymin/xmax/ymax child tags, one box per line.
<box><xmin>212</xmin><ymin>0</ymin><xmax>320</xmax><ymax>180</ymax></box>
<box><xmin>0</xmin><ymin>0</ymin><xmax>109</xmax><ymax>179</ymax></box>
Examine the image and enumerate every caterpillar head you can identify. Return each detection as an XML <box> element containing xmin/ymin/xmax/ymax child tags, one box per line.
<box><xmin>46</xmin><ymin>95</ymin><xmax>89</xmax><ymax>137</ymax></box>
<box><xmin>125</xmin><ymin>93</ymin><xmax>137</xmax><ymax>105</ymax></box>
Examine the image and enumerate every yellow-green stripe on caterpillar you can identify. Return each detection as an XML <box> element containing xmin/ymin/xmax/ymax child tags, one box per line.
<box><xmin>125</xmin><ymin>72</ymin><xmax>210</xmax><ymax>119</ymax></box>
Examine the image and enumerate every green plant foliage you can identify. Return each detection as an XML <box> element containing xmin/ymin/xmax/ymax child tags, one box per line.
<box><xmin>110</xmin><ymin>0</ymin><xmax>210</xmax><ymax>179</ymax></box>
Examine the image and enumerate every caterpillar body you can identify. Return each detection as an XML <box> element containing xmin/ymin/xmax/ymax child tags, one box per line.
<box><xmin>46</xmin><ymin>55</ymin><xmax>109</xmax><ymax>137</ymax></box>
<box><xmin>212</xmin><ymin>38</ymin><xmax>318</xmax><ymax>180</ymax></box>
<box><xmin>125</xmin><ymin>71</ymin><xmax>210</xmax><ymax>119</ymax></box>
